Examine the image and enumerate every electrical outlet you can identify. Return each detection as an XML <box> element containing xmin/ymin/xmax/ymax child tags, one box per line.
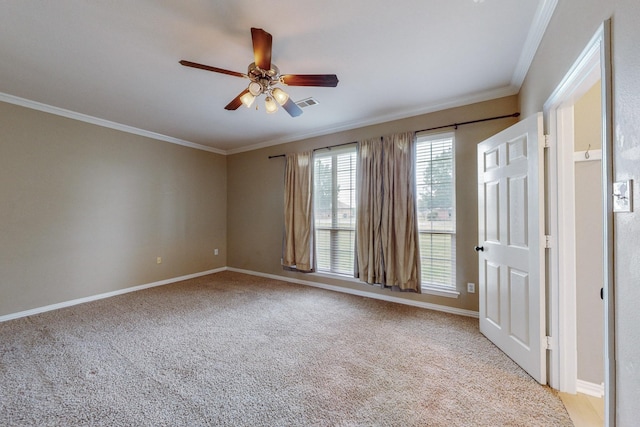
<box><xmin>467</xmin><ymin>282</ymin><xmax>475</xmax><ymax>293</ymax></box>
<box><xmin>156</xmin><ymin>257</ymin><xmax>162</xmax><ymax>264</ymax></box>
<box><xmin>214</xmin><ymin>249</ymin><xmax>219</xmax><ymax>256</ymax></box>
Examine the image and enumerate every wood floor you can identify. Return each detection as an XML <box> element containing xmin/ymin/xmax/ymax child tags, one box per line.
<box><xmin>559</xmin><ymin>392</ymin><xmax>605</xmax><ymax>427</ymax></box>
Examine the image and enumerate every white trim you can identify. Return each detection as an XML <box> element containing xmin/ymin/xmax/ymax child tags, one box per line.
<box><xmin>1</xmin><ymin>84</ymin><xmax>522</xmax><ymax>158</ymax></box>
<box><xmin>0</xmin><ymin>92</ymin><xmax>225</xmax><ymax>155</ymax></box>
<box><xmin>0</xmin><ymin>266</ymin><xmax>474</xmax><ymax>324</ymax></box>
<box><xmin>543</xmin><ymin>29</ymin><xmax>603</xmax><ymax>113</ymax></box>
<box><xmin>600</xmin><ymin>20</ymin><xmax>616</xmax><ymax>427</ymax></box>
<box><xmin>228</xmin><ymin>267</ymin><xmax>478</xmax><ymax>318</ymax></box>
<box><xmin>511</xmin><ymin>0</ymin><xmax>559</xmax><ymax>87</ymax></box>
<box><xmin>558</xmin><ymin>103</ymin><xmax>579</xmax><ymax>393</ymax></box>
<box><xmin>0</xmin><ymin>267</ymin><xmax>226</xmax><ymax>323</ymax></box>
<box><xmin>225</xmin><ymin>85</ymin><xmax>518</xmax><ymax>155</ymax></box>
<box><xmin>543</xmin><ymin>24</ymin><xmax>604</xmax><ymax>394</ymax></box>
<box><xmin>577</xmin><ymin>380</ymin><xmax>605</xmax><ymax>398</ymax></box>
<box><xmin>573</xmin><ymin>149</ymin><xmax>602</xmax><ymax>162</ymax></box>
<box><xmin>2</xmin><ymin>84</ymin><xmax>518</xmax><ymax>158</ymax></box>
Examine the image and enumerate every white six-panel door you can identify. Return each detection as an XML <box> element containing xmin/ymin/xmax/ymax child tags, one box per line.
<box><xmin>477</xmin><ymin>113</ymin><xmax>546</xmax><ymax>383</ymax></box>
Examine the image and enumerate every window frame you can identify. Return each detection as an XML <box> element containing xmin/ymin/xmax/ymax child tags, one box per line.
<box><xmin>415</xmin><ymin>131</ymin><xmax>457</xmax><ymax>294</ymax></box>
<box><xmin>312</xmin><ymin>145</ymin><xmax>357</xmax><ymax>276</ymax></box>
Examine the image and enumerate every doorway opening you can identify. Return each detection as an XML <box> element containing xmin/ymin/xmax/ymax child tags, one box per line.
<box><xmin>544</xmin><ymin>21</ymin><xmax>614</xmax><ymax>426</ymax></box>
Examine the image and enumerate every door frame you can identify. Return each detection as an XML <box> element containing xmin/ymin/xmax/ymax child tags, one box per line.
<box><xmin>543</xmin><ymin>20</ymin><xmax>615</xmax><ymax>425</ymax></box>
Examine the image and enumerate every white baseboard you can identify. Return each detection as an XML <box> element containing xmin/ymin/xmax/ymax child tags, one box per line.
<box><xmin>1</xmin><ymin>266</ymin><xmax>479</xmax><ymax>323</ymax></box>
<box><xmin>227</xmin><ymin>267</ymin><xmax>479</xmax><ymax>318</ymax></box>
<box><xmin>577</xmin><ymin>379</ymin><xmax>605</xmax><ymax>398</ymax></box>
<box><xmin>0</xmin><ymin>267</ymin><xmax>227</xmax><ymax>323</ymax></box>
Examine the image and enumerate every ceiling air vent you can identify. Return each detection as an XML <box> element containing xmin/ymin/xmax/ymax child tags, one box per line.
<box><xmin>295</xmin><ymin>97</ymin><xmax>319</xmax><ymax>108</ymax></box>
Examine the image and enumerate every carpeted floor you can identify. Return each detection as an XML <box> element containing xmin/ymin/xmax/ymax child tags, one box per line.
<box><xmin>0</xmin><ymin>271</ymin><xmax>573</xmax><ymax>426</ymax></box>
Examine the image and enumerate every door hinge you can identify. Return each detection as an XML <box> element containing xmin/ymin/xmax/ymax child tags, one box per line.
<box><xmin>546</xmin><ymin>336</ymin><xmax>553</xmax><ymax>350</ymax></box>
<box><xmin>544</xmin><ymin>235</ymin><xmax>552</xmax><ymax>248</ymax></box>
<box><xmin>544</xmin><ymin>134</ymin><xmax>551</xmax><ymax>148</ymax></box>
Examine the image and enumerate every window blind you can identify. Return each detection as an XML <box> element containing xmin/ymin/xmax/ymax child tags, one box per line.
<box><xmin>314</xmin><ymin>147</ymin><xmax>357</xmax><ymax>275</ymax></box>
<box><xmin>415</xmin><ymin>133</ymin><xmax>456</xmax><ymax>288</ymax></box>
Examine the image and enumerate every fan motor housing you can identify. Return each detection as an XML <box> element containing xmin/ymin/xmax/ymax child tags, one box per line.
<box><xmin>248</xmin><ymin>62</ymin><xmax>280</xmax><ymax>80</ymax></box>
<box><xmin>247</xmin><ymin>63</ymin><xmax>281</xmax><ymax>95</ymax></box>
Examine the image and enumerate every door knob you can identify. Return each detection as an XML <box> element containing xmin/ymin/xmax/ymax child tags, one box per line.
<box><xmin>474</xmin><ymin>246</ymin><xmax>485</xmax><ymax>252</ymax></box>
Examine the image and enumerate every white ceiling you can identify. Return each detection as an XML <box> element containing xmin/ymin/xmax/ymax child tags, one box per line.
<box><xmin>0</xmin><ymin>1</ymin><xmax>554</xmax><ymax>154</ymax></box>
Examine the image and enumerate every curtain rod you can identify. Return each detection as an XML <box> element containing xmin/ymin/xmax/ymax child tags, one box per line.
<box><xmin>268</xmin><ymin>112</ymin><xmax>520</xmax><ymax>159</ymax></box>
<box><xmin>268</xmin><ymin>141</ymin><xmax>356</xmax><ymax>159</ymax></box>
<box><xmin>417</xmin><ymin>112</ymin><xmax>520</xmax><ymax>133</ymax></box>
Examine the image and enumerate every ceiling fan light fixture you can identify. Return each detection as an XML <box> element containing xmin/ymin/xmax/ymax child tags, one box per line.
<box><xmin>264</xmin><ymin>96</ymin><xmax>278</xmax><ymax>114</ymax></box>
<box><xmin>240</xmin><ymin>91</ymin><xmax>256</xmax><ymax>108</ymax></box>
<box><xmin>248</xmin><ymin>81</ymin><xmax>263</xmax><ymax>96</ymax></box>
<box><xmin>272</xmin><ymin>87</ymin><xmax>289</xmax><ymax>106</ymax></box>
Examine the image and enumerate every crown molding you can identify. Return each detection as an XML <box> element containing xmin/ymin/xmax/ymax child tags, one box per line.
<box><xmin>2</xmin><ymin>81</ymin><xmax>523</xmax><ymax>158</ymax></box>
<box><xmin>0</xmin><ymin>92</ymin><xmax>226</xmax><ymax>155</ymax></box>
<box><xmin>225</xmin><ymin>84</ymin><xmax>519</xmax><ymax>155</ymax></box>
<box><xmin>511</xmin><ymin>0</ymin><xmax>558</xmax><ymax>87</ymax></box>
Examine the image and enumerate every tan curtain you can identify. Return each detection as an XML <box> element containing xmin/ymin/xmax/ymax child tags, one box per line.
<box><xmin>356</xmin><ymin>138</ymin><xmax>385</xmax><ymax>284</ymax></box>
<box><xmin>282</xmin><ymin>151</ymin><xmax>314</xmax><ymax>272</ymax></box>
<box><xmin>356</xmin><ymin>133</ymin><xmax>421</xmax><ymax>292</ymax></box>
<box><xmin>381</xmin><ymin>132</ymin><xmax>420</xmax><ymax>291</ymax></box>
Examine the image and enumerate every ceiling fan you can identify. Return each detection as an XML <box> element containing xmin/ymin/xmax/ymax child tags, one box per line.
<box><xmin>180</xmin><ymin>27</ymin><xmax>339</xmax><ymax>117</ymax></box>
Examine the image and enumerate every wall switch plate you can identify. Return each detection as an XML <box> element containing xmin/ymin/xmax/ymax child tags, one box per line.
<box><xmin>613</xmin><ymin>180</ymin><xmax>633</xmax><ymax>212</ymax></box>
<box><xmin>214</xmin><ymin>249</ymin><xmax>219</xmax><ymax>256</ymax></box>
<box><xmin>156</xmin><ymin>257</ymin><xmax>162</xmax><ymax>264</ymax></box>
<box><xmin>467</xmin><ymin>283</ymin><xmax>475</xmax><ymax>293</ymax></box>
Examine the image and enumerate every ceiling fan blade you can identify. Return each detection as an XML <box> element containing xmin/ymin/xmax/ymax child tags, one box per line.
<box><xmin>179</xmin><ymin>60</ymin><xmax>247</xmax><ymax>78</ymax></box>
<box><xmin>251</xmin><ymin>27</ymin><xmax>272</xmax><ymax>71</ymax></box>
<box><xmin>224</xmin><ymin>89</ymin><xmax>250</xmax><ymax>110</ymax></box>
<box><xmin>281</xmin><ymin>98</ymin><xmax>303</xmax><ymax>118</ymax></box>
<box><xmin>281</xmin><ymin>74</ymin><xmax>339</xmax><ymax>87</ymax></box>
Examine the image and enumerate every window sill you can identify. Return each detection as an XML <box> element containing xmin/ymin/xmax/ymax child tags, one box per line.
<box><xmin>311</xmin><ymin>272</ymin><xmax>460</xmax><ymax>299</ymax></box>
<box><xmin>420</xmin><ymin>286</ymin><xmax>460</xmax><ymax>299</ymax></box>
<box><xmin>310</xmin><ymin>271</ymin><xmax>362</xmax><ymax>284</ymax></box>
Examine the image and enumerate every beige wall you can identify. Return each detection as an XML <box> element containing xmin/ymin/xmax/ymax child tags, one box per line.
<box><xmin>0</xmin><ymin>101</ymin><xmax>227</xmax><ymax>317</ymax></box>
<box><xmin>611</xmin><ymin>0</ymin><xmax>640</xmax><ymax>420</ymax></box>
<box><xmin>520</xmin><ymin>0</ymin><xmax>640</xmax><ymax>421</ymax></box>
<box><xmin>574</xmin><ymin>82</ymin><xmax>604</xmax><ymax>386</ymax></box>
<box><xmin>574</xmin><ymin>160</ymin><xmax>604</xmax><ymax>385</ymax></box>
<box><xmin>574</xmin><ymin>82</ymin><xmax>603</xmax><ymax>152</ymax></box>
<box><xmin>227</xmin><ymin>96</ymin><xmax>519</xmax><ymax>313</ymax></box>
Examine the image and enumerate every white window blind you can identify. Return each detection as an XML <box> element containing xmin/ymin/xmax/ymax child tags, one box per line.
<box><xmin>313</xmin><ymin>146</ymin><xmax>357</xmax><ymax>275</ymax></box>
<box><xmin>415</xmin><ymin>133</ymin><xmax>456</xmax><ymax>289</ymax></box>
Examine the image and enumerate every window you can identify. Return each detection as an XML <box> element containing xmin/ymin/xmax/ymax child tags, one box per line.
<box><xmin>313</xmin><ymin>146</ymin><xmax>357</xmax><ymax>275</ymax></box>
<box><xmin>415</xmin><ymin>132</ymin><xmax>456</xmax><ymax>289</ymax></box>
